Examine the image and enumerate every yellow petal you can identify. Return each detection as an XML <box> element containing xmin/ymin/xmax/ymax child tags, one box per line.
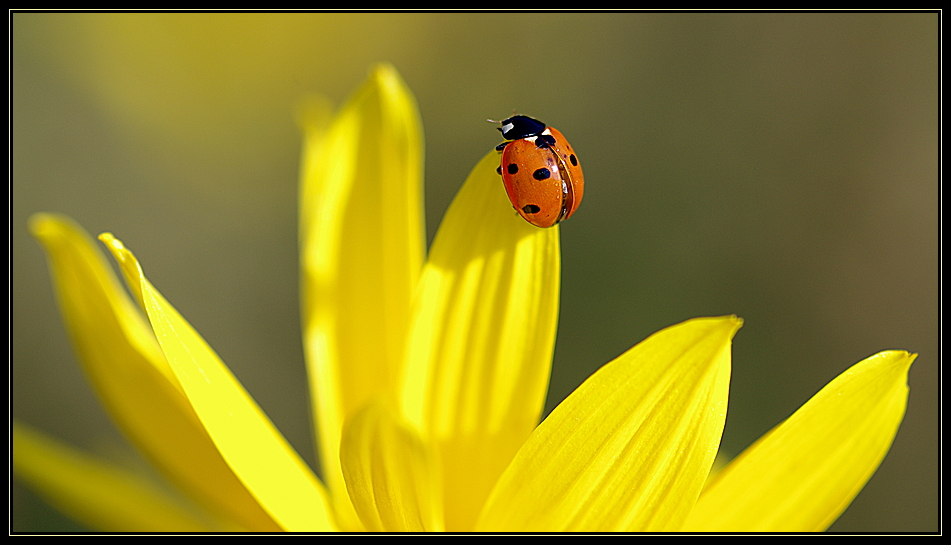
<box><xmin>299</xmin><ymin>64</ymin><xmax>424</xmax><ymax>529</ymax></box>
<box><xmin>399</xmin><ymin>151</ymin><xmax>561</xmax><ymax>530</ymax></box>
<box><xmin>683</xmin><ymin>350</ymin><xmax>915</xmax><ymax>532</ymax></box>
<box><xmin>13</xmin><ymin>421</ymin><xmax>219</xmax><ymax>532</ymax></box>
<box><xmin>99</xmin><ymin>232</ymin><xmax>336</xmax><ymax>532</ymax></box>
<box><xmin>29</xmin><ymin>213</ymin><xmax>279</xmax><ymax>531</ymax></box>
<box><xmin>339</xmin><ymin>401</ymin><xmax>443</xmax><ymax>532</ymax></box>
<box><xmin>476</xmin><ymin>316</ymin><xmax>741</xmax><ymax>532</ymax></box>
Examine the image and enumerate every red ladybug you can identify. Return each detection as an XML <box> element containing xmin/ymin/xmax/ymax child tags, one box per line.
<box><xmin>494</xmin><ymin>115</ymin><xmax>584</xmax><ymax>228</ymax></box>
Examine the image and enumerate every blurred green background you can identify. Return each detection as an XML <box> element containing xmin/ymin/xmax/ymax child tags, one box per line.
<box><xmin>12</xmin><ymin>13</ymin><xmax>937</xmax><ymax>532</ymax></box>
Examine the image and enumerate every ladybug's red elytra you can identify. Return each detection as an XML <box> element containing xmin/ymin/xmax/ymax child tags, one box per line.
<box><xmin>494</xmin><ymin>115</ymin><xmax>584</xmax><ymax>228</ymax></box>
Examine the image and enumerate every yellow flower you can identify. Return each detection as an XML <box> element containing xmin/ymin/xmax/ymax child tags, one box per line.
<box><xmin>15</xmin><ymin>64</ymin><xmax>914</xmax><ymax>533</ymax></box>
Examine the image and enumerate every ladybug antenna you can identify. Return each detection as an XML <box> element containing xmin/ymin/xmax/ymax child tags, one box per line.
<box><xmin>488</xmin><ymin>118</ymin><xmax>506</xmax><ymax>133</ymax></box>
<box><xmin>487</xmin><ymin>110</ymin><xmax>519</xmax><ymax>124</ymax></box>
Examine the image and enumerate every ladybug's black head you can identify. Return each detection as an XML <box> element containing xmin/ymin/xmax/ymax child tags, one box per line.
<box><xmin>497</xmin><ymin>115</ymin><xmax>547</xmax><ymax>140</ymax></box>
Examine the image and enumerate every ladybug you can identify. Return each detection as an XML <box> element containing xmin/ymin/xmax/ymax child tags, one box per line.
<box><xmin>493</xmin><ymin>115</ymin><xmax>584</xmax><ymax>228</ymax></box>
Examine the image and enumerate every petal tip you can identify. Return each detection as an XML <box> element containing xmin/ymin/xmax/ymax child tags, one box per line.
<box><xmin>881</xmin><ymin>350</ymin><xmax>918</xmax><ymax>381</ymax></box>
<box><xmin>369</xmin><ymin>62</ymin><xmax>399</xmax><ymax>83</ymax></box>
<box><xmin>95</xmin><ymin>233</ymin><xmax>146</xmax><ymax>299</ymax></box>
<box><xmin>366</xmin><ymin>63</ymin><xmax>415</xmax><ymax>108</ymax></box>
<box><xmin>98</xmin><ymin>232</ymin><xmax>132</xmax><ymax>265</ymax></box>
<box><xmin>97</xmin><ymin>231</ymin><xmax>119</xmax><ymax>246</ymax></box>
<box><xmin>27</xmin><ymin>212</ymin><xmax>54</xmax><ymax>235</ymax></box>
<box><xmin>716</xmin><ymin>314</ymin><xmax>744</xmax><ymax>339</ymax></box>
<box><xmin>864</xmin><ymin>349</ymin><xmax>917</xmax><ymax>375</ymax></box>
<box><xmin>28</xmin><ymin>212</ymin><xmax>73</xmax><ymax>243</ymax></box>
<box><xmin>685</xmin><ymin>314</ymin><xmax>744</xmax><ymax>337</ymax></box>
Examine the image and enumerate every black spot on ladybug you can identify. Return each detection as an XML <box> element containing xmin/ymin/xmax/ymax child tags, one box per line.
<box><xmin>522</xmin><ymin>204</ymin><xmax>541</xmax><ymax>214</ymax></box>
<box><xmin>535</xmin><ymin>134</ymin><xmax>556</xmax><ymax>148</ymax></box>
<box><xmin>569</xmin><ymin>154</ymin><xmax>578</xmax><ymax>166</ymax></box>
<box><xmin>533</xmin><ymin>168</ymin><xmax>551</xmax><ymax>180</ymax></box>
<box><xmin>496</xmin><ymin>166</ymin><xmax>502</xmax><ymax>175</ymax></box>
<box><xmin>507</xmin><ymin>163</ymin><xmax>519</xmax><ymax>175</ymax></box>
